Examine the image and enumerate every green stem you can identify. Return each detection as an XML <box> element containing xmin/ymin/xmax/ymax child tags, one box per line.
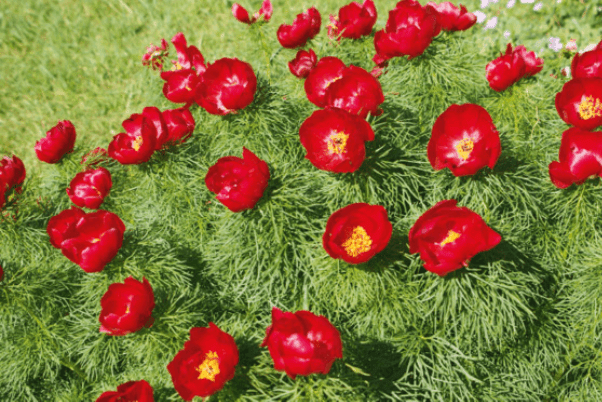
<box><xmin>256</xmin><ymin>26</ymin><xmax>271</xmax><ymax>85</ymax></box>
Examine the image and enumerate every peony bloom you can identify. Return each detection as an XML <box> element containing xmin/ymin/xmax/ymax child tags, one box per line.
<box><xmin>205</xmin><ymin>147</ymin><xmax>270</xmax><ymax>212</ymax></box>
<box><xmin>289</xmin><ymin>49</ymin><xmax>318</xmax><ymax>78</ymax></box>
<box><xmin>323</xmin><ymin>203</ymin><xmax>393</xmax><ymax>264</ymax></box>
<box><xmin>195</xmin><ymin>58</ymin><xmax>257</xmax><ymax>115</ymax></box>
<box><xmin>555</xmin><ymin>78</ymin><xmax>602</xmax><ymax>130</ymax></box>
<box><xmin>409</xmin><ymin>199</ymin><xmax>502</xmax><ymax>276</ymax></box>
<box><xmin>0</xmin><ymin>155</ymin><xmax>26</xmax><ymax>209</ymax></box>
<box><xmin>425</xmin><ymin>2</ymin><xmax>477</xmax><ymax>31</ymax></box>
<box><xmin>485</xmin><ymin>43</ymin><xmax>543</xmax><ymax>91</ymax></box>
<box><xmin>138</xmin><ymin>107</ymin><xmax>169</xmax><ymax>150</ymax></box>
<box><xmin>35</xmin><ymin>120</ymin><xmax>77</xmax><ymax>164</ymax></box>
<box><xmin>96</xmin><ymin>380</ymin><xmax>154</xmax><ymax>402</ymax></box>
<box><xmin>299</xmin><ymin>107</ymin><xmax>375</xmax><ymax>173</ymax></box>
<box><xmin>162</xmin><ymin>107</ymin><xmax>195</xmax><ymax>145</ymax></box>
<box><xmin>277</xmin><ymin>7</ymin><xmax>321</xmax><ymax>49</ymax></box>
<box><xmin>328</xmin><ymin>0</ymin><xmax>377</xmax><ymax>40</ymax></box>
<box><xmin>108</xmin><ymin>114</ymin><xmax>157</xmax><ymax>165</ymax></box>
<box><xmin>167</xmin><ymin>323</ymin><xmax>239</xmax><ymax>400</ymax></box>
<box><xmin>549</xmin><ymin>127</ymin><xmax>602</xmax><ymax>189</ymax></box>
<box><xmin>305</xmin><ymin>57</ymin><xmax>384</xmax><ymax>118</ymax></box>
<box><xmin>571</xmin><ymin>40</ymin><xmax>602</xmax><ymax>79</ymax></box>
<box><xmin>373</xmin><ymin>0</ymin><xmax>440</xmax><ymax>65</ymax></box>
<box><xmin>261</xmin><ymin>307</ymin><xmax>343</xmax><ymax>379</ymax></box>
<box><xmin>142</xmin><ymin>38</ymin><xmax>169</xmax><ymax>71</ymax></box>
<box><xmin>81</xmin><ymin>147</ymin><xmax>108</xmax><ymax>166</ymax></box>
<box><xmin>99</xmin><ymin>277</ymin><xmax>155</xmax><ymax>336</ymax></box>
<box><xmin>160</xmin><ymin>33</ymin><xmax>206</xmax><ymax>104</ymax></box>
<box><xmin>232</xmin><ymin>0</ymin><xmax>272</xmax><ymax>24</ymax></box>
<box><xmin>427</xmin><ymin>103</ymin><xmax>501</xmax><ymax>176</ymax></box>
<box><xmin>66</xmin><ymin>167</ymin><xmax>112</xmax><ymax>209</ymax></box>
<box><xmin>47</xmin><ymin>207</ymin><xmax>126</xmax><ymax>273</ymax></box>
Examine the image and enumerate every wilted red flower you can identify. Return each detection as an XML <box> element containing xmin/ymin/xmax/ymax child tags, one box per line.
<box><xmin>555</xmin><ymin>78</ymin><xmax>602</xmax><ymax>130</ymax></box>
<box><xmin>160</xmin><ymin>33</ymin><xmax>207</xmax><ymax>104</ymax></box>
<box><xmin>35</xmin><ymin>120</ymin><xmax>77</xmax><ymax>164</ymax></box>
<box><xmin>373</xmin><ymin>0</ymin><xmax>440</xmax><ymax>65</ymax></box>
<box><xmin>232</xmin><ymin>0</ymin><xmax>272</xmax><ymax>24</ymax></box>
<box><xmin>66</xmin><ymin>167</ymin><xmax>112</xmax><ymax>210</ymax></box>
<box><xmin>299</xmin><ymin>107</ymin><xmax>375</xmax><ymax>173</ymax></box>
<box><xmin>328</xmin><ymin>0</ymin><xmax>377</xmax><ymax>40</ymax></box>
<box><xmin>261</xmin><ymin>307</ymin><xmax>343</xmax><ymax>379</ymax></box>
<box><xmin>485</xmin><ymin>43</ymin><xmax>543</xmax><ymax>92</ymax></box>
<box><xmin>96</xmin><ymin>380</ymin><xmax>154</xmax><ymax>402</ymax></box>
<box><xmin>409</xmin><ymin>199</ymin><xmax>502</xmax><ymax>276</ymax></box>
<box><xmin>205</xmin><ymin>147</ymin><xmax>270</xmax><ymax>212</ymax></box>
<box><xmin>277</xmin><ymin>7</ymin><xmax>321</xmax><ymax>49</ymax></box>
<box><xmin>323</xmin><ymin>203</ymin><xmax>392</xmax><ymax>264</ymax></box>
<box><xmin>142</xmin><ymin>38</ymin><xmax>169</xmax><ymax>71</ymax></box>
<box><xmin>47</xmin><ymin>207</ymin><xmax>126</xmax><ymax>273</ymax></box>
<box><xmin>108</xmin><ymin>115</ymin><xmax>157</xmax><ymax>164</ymax></box>
<box><xmin>162</xmin><ymin>107</ymin><xmax>195</xmax><ymax>145</ymax></box>
<box><xmin>195</xmin><ymin>58</ymin><xmax>257</xmax><ymax>115</ymax></box>
<box><xmin>81</xmin><ymin>147</ymin><xmax>108</xmax><ymax>166</ymax></box>
<box><xmin>0</xmin><ymin>155</ymin><xmax>26</xmax><ymax>209</ymax></box>
<box><xmin>428</xmin><ymin>103</ymin><xmax>501</xmax><ymax>176</ymax></box>
<box><xmin>167</xmin><ymin>323</ymin><xmax>239</xmax><ymax>400</ymax></box>
<box><xmin>548</xmin><ymin>127</ymin><xmax>602</xmax><ymax>189</ymax></box>
<box><xmin>289</xmin><ymin>49</ymin><xmax>318</xmax><ymax>78</ymax></box>
<box><xmin>305</xmin><ymin>57</ymin><xmax>384</xmax><ymax>118</ymax></box>
<box><xmin>571</xmin><ymin>41</ymin><xmax>602</xmax><ymax>79</ymax></box>
<box><xmin>425</xmin><ymin>2</ymin><xmax>477</xmax><ymax>32</ymax></box>
<box><xmin>99</xmin><ymin>277</ymin><xmax>155</xmax><ymax>336</ymax></box>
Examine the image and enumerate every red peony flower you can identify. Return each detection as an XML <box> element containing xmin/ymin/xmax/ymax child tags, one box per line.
<box><xmin>66</xmin><ymin>167</ymin><xmax>112</xmax><ymax>210</ymax></box>
<box><xmin>47</xmin><ymin>207</ymin><xmax>126</xmax><ymax>273</ymax></box>
<box><xmin>96</xmin><ymin>379</ymin><xmax>154</xmax><ymax>402</ymax></box>
<box><xmin>409</xmin><ymin>199</ymin><xmax>502</xmax><ymax>276</ymax></box>
<box><xmin>373</xmin><ymin>0</ymin><xmax>440</xmax><ymax>65</ymax></box>
<box><xmin>138</xmin><ymin>107</ymin><xmax>169</xmax><ymax>150</ymax></box>
<box><xmin>277</xmin><ymin>7</ymin><xmax>321</xmax><ymax>49</ymax></box>
<box><xmin>261</xmin><ymin>307</ymin><xmax>343</xmax><ymax>380</ymax></box>
<box><xmin>305</xmin><ymin>57</ymin><xmax>347</xmax><ymax>108</ymax></box>
<box><xmin>571</xmin><ymin>41</ymin><xmax>602</xmax><ymax>79</ymax></box>
<box><xmin>195</xmin><ymin>58</ymin><xmax>257</xmax><ymax>115</ymax></box>
<box><xmin>99</xmin><ymin>276</ymin><xmax>155</xmax><ymax>336</ymax></box>
<box><xmin>160</xmin><ymin>33</ymin><xmax>207</xmax><ymax>105</ymax></box>
<box><xmin>0</xmin><ymin>265</ymin><xmax>3</xmax><ymax>282</ymax></box>
<box><xmin>232</xmin><ymin>0</ymin><xmax>272</xmax><ymax>24</ymax></box>
<box><xmin>328</xmin><ymin>0</ymin><xmax>377</xmax><ymax>40</ymax></box>
<box><xmin>425</xmin><ymin>1</ymin><xmax>476</xmax><ymax>32</ymax></box>
<box><xmin>428</xmin><ymin>103</ymin><xmax>501</xmax><ymax>176</ymax></box>
<box><xmin>299</xmin><ymin>107</ymin><xmax>375</xmax><ymax>173</ymax></box>
<box><xmin>485</xmin><ymin>43</ymin><xmax>543</xmax><ymax>92</ymax></box>
<box><xmin>108</xmin><ymin>114</ymin><xmax>157</xmax><ymax>165</ymax></box>
<box><xmin>555</xmin><ymin>78</ymin><xmax>602</xmax><ymax>130</ymax></box>
<box><xmin>205</xmin><ymin>147</ymin><xmax>270</xmax><ymax>212</ymax></box>
<box><xmin>35</xmin><ymin>120</ymin><xmax>77</xmax><ymax>164</ymax></box>
<box><xmin>289</xmin><ymin>49</ymin><xmax>318</xmax><ymax>78</ymax></box>
<box><xmin>548</xmin><ymin>127</ymin><xmax>602</xmax><ymax>189</ymax></box>
<box><xmin>142</xmin><ymin>38</ymin><xmax>169</xmax><ymax>71</ymax></box>
<box><xmin>81</xmin><ymin>147</ymin><xmax>109</xmax><ymax>166</ymax></box>
<box><xmin>0</xmin><ymin>155</ymin><xmax>26</xmax><ymax>209</ymax></box>
<box><xmin>167</xmin><ymin>323</ymin><xmax>239</xmax><ymax>400</ymax></box>
<box><xmin>162</xmin><ymin>107</ymin><xmax>195</xmax><ymax>146</ymax></box>
<box><xmin>323</xmin><ymin>203</ymin><xmax>393</xmax><ymax>264</ymax></box>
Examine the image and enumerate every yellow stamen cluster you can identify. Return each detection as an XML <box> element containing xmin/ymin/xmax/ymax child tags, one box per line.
<box><xmin>132</xmin><ymin>136</ymin><xmax>144</xmax><ymax>152</ymax></box>
<box><xmin>327</xmin><ymin>132</ymin><xmax>349</xmax><ymax>154</ymax></box>
<box><xmin>578</xmin><ymin>96</ymin><xmax>602</xmax><ymax>120</ymax></box>
<box><xmin>342</xmin><ymin>226</ymin><xmax>372</xmax><ymax>257</ymax></box>
<box><xmin>171</xmin><ymin>61</ymin><xmax>184</xmax><ymax>71</ymax></box>
<box><xmin>455</xmin><ymin>138</ymin><xmax>474</xmax><ymax>160</ymax></box>
<box><xmin>196</xmin><ymin>351</ymin><xmax>220</xmax><ymax>381</ymax></box>
<box><xmin>439</xmin><ymin>230</ymin><xmax>461</xmax><ymax>247</ymax></box>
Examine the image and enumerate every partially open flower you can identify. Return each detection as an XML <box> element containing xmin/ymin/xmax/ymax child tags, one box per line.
<box><xmin>549</xmin><ymin>127</ymin><xmax>602</xmax><ymax>188</ymax></box>
<box><xmin>142</xmin><ymin>38</ymin><xmax>169</xmax><ymax>71</ymax></box>
<box><xmin>232</xmin><ymin>0</ymin><xmax>272</xmax><ymax>24</ymax></box>
<box><xmin>108</xmin><ymin>115</ymin><xmax>157</xmax><ymax>164</ymax></box>
<box><xmin>486</xmin><ymin>43</ymin><xmax>543</xmax><ymax>91</ymax></box>
<box><xmin>425</xmin><ymin>1</ymin><xmax>477</xmax><ymax>32</ymax></box>
<box><xmin>66</xmin><ymin>167</ymin><xmax>112</xmax><ymax>209</ymax></box>
<box><xmin>99</xmin><ymin>277</ymin><xmax>155</xmax><ymax>336</ymax></box>
<box><xmin>277</xmin><ymin>7</ymin><xmax>321</xmax><ymax>49</ymax></box>
<box><xmin>289</xmin><ymin>49</ymin><xmax>318</xmax><ymax>78</ymax></box>
<box><xmin>160</xmin><ymin>33</ymin><xmax>206</xmax><ymax>104</ymax></box>
<box><xmin>35</xmin><ymin>121</ymin><xmax>77</xmax><ymax>164</ymax></box>
<box><xmin>96</xmin><ymin>380</ymin><xmax>154</xmax><ymax>402</ymax></box>
<box><xmin>571</xmin><ymin>40</ymin><xmax>602</xmax><ymax>79</ymax></box>
<box><xmin>162</xmin><ymin>107</ymin><xmax>195</xmax><ymax>145</ymax></box>
<box><xmin>328</xmin><ymin>0</ymin><xmax>377</xmax><ymax>40</ymax></box>
<box><xmin>555</xmin><ymin>78</ymin><xmax>602</xmax><ymax>130</ymax></box>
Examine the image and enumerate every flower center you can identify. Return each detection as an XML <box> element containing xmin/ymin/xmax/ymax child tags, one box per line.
<box><xmin>91</xmin><ymin>238</ymin><xmax>101</xmax><ymax>243</ymax></box>
<box><xmin>578</xmin><ymin>96</ymin><xmax>602</xmax><ymax>120</ymax></box>
<box><xmin>327</xmin><ymin>132</ymin><xmax>349</xmax><ymax>154</ymax></box>
<box><xmin>439</xmin><ymin>230</ymin><xmax>461</xmax><ymax>247</ymax></box>
<box><xmin>455</xmin><ymin>138</ymin><xmax>474</xmax><ymax>160</ymax></box>
<box><xmin>171</xmin><ymin>61</ymin><xmax>184</xmax><ymax>71</ymax></box>
<box><xmin>132</xmin><ymin>136</ymin><xmax>144</xmax><ymax>152</ymax></box>
<box><xmin>196</xmin><ymin>351</ymin><xmax>220</xmax><ymax>381</ymax></box>
<box><xmin>342</xmin><ymin>226</ymin><xmax>372</xmax><ymax>257</ymax></box>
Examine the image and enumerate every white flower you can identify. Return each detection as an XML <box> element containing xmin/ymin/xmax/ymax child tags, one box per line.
<box><xmin>503</xmin><ymin>30</ymin><xmax>511</xmax><ymax>38</ymax></box>
<box><xmin>484</xmin><ymin>17</ymin><xmax>498</xmax><ymax>30</ymax></box>
<box><xmin>506</xmin><ymin>0</ymin><xmax>516</xmax><ymax>7</ymax></box>
<box><xmin>533</xmin><ymin>2</ymin><xmax>543</xmax><ymax>10</ymax></box>
<box><xmin>548</xmin><ymin>37</ymin><xmax>563</xmax><ymax>52</ymax></box>
<box><xmin>474</xmin><ymin>11</ymin><xmax>487</xmax><ymax>23</ymax></box>
<box><xmin>520</xmin><ymin>0</ymin><xmax>534</xmax><ymax>3</ymax></box>
<box><xmin>481</xmin><ymin>0</ymin><xmax>489</xmax><ymax>8</ymax></box>
<box><xmin>565</xmin><ymin>39</ymin><xmax>577</xmax><ymax>51</ymax></box>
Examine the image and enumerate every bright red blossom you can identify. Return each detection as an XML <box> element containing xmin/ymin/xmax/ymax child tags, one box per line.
<box><xmin>35</xmin><ymin>120</ymin><xmax>77</xmax><ymax>164</ymax></box>
<box><xmin>328</xmin><ymin>0</ymin><xmax>377</xmax><ymax>40</ymax></box>
<box><xmin>232</xmin><ymin>0</ymin><xmax>272</xmax><ymax>24</ymax></box>
<box><xmin>277</xmin><ymin>7</ymin><xmax>321</xmax><ymax>49</ymax></box>
<box><xmin>205</xmin><ymin>147</ymin><xmax>270</xmax><ymax>212</ymax></box>
<box><xmin>289</xmin><ymin>49</ymin><xmax>318</xmax><ymax>78</ymax></box>
<box><xmin>571</xmin><ymin>41</ymin><xmax>602</xmax><ymax>79</ymax></box>
<box><xmin>162</xmin><ymin>107</ymin><xmax>195</xmax><ymax>145</ymax></box>
<box><xmin>96</xmin><ymin>380</ymin><xmax>154</xmax><ymax>402</ymax></box>
<box><xmin>108</xmin><ymin>115</ymin><xmax>157</xmax><ymax>165</ymax></box>
<box><xmin>555</xmin><ymin>78</ymin><xmax>602</xmax><ymax>130</ymax></box>
<box><xmin>425</xmin><ymin>1</ymin><xmax>476</xmax><ymax>32</ymax></box>
<box><xmin>160</xmin><ymin>33</ymin><xmax>206</xmax><ymax>105</ymax></box>
<box><xmin>299</xmin><ymin>107</ymin><xmax>375</xmax><ymax>173</ymax></box>
<box><xmin>548</xmin><ymin>127</ymin><xmax>602</xmax><ymax>189</ymax></box>
<box><xmin>486</xmin><ymin>43</ymin><xmax>543</xmax><ymax>92</ymax></box>
<box><xmin>428</xmin><ymin>103</ymin><xmax>501</xmax><ymax>176</ymax></box>
<box><xmin>99</xmin><ymin>277</ymin><xmax>155</xmax><ymax>336</ymax></box>
<box><xmin>0</xmin><ymin>266</ymin><xmax>3</xmax><ymax>282</ymax></box>
<box><xmin>261</xmin><ymin>307</ymin><xmax>343</xmax><ymax>379</ymax></box>
<box><xmin>0</xmin><ymin>155</ymin><xmax>26</xmax><ymax>209</ymax></box>
<box><xmin>409</xmin><ymin>200</ymin><xmax>502</xmax><ymax>276</ymax></box>
<box><xmin>323</xmin><ymin>203</ymin><xmax>393</xmax><ymax>264</ymax></box>
<box><xmin>168</xmin><ymin>323</ymin><xmax>239</xmax><ymax>401</ymax></box>
<box><xmin>66</xmin><ymin>167</ymin><xmax>112</xmax><ymax>209</ymax></box>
